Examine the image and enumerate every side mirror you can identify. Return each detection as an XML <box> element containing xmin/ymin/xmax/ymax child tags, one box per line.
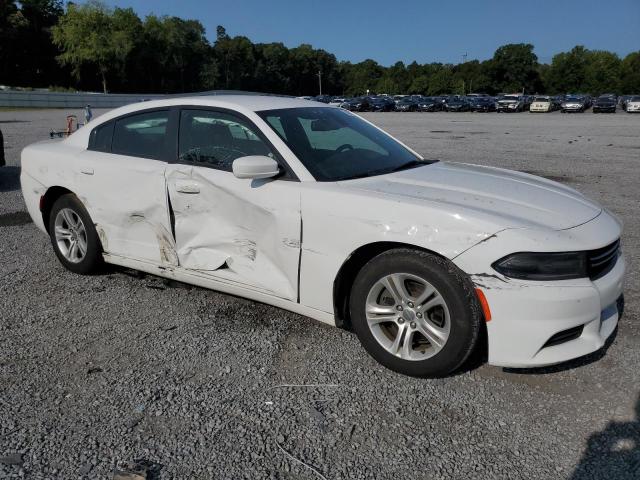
<box><xmin>232</xmin><ymin>155</ymin><xmax>280</xmax><ymax>180</ymax></box>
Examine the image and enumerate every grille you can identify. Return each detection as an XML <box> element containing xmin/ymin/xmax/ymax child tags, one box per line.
<box><xmin>587</xmin><ymin>239</ymin><xmax>620</xmax><ymax>280</ymax></box>
<box><xmin>542</xmin><ymin>325</ymin><xmax>584</xmax><ymax>349</ymax></box>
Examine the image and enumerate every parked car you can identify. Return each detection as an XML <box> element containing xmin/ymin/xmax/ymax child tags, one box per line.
<box><xmin>626</xmin><ymin>96</ymin><xmax>640</xmax><ymax>113</ymax></box>
<box><xmin>395</xmin><ymin>97</ymin><xmax>419</xmax><ymax>112</ymax></box>
<box><xmin>329</xmin><ymin>97</ymin><xmax>346</xmax><ymax>107</ymax></box>
<box><xmin>496</xmin><ymin>95</ymin><xmax>526</xmax><ymax>112</ymax></box>
<box><xmin>314</xmin><ymin>95</ymin><xmax>332</xmax><ymax>104</ymax></box>
<box><xmin>468</xmin><ymin>96</ymin><xmax>496</xmax><ymax>112</ymax></box>
<box><xmin>529</xmin><ymin>96</ymin><xmax>555</xmax><ymax>113</ymax></box>
<box><xmin>20</xmin><ymin>95</ymin><xmax>625</xmax><ymax>378</ymax></box>
<box><xmin>560</xmin><ymin>96</ymin><xmax>586</xmax><ymax>113</ymax></box>
<box><xmin>552</xmin><ymin>95</ymin><xmax>564</xmax><ymax>110</ymax></box>
<box><xmin>417</xmin><ymin>97</ymin><xmax>443</xmax><ymax>112</ymax></box>
<box><xmin>619</xmin><ymin>95</ymin><xmax>632</xmax><ymax>111</ymax></box>
<box><xmin>370</xmin><ymin>97</ymin><xmax>396</xmax><ymax>112</ymax></box>
<box><xmin>443</xmin><ymin>97</ymin><xmax>470</xmax><ymax>112</ymax></box>
<box><xmin>592</xmin><ymin>96</ymin><xmax>617</xmax><ymax>113</ymax></box>
<box><xmin>341</xmin><ymin>97</ymin><xmax>371</xmax><ymax>112</ymax></box>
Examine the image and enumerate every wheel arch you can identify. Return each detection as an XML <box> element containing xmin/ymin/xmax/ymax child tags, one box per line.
<box><xmin>40</xmin><ymin>186</ymin><xmax>74</xmax><ymax>233</ymax></box>
<box><xmin>332</xmin><ymin>241</ymin><xmax>450</xmax><ymax>330</ymax></box>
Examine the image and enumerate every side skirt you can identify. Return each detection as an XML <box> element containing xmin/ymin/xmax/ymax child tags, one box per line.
<box><xmin>103</xmin><ymin>253</ymin><xmax>337</xmax><ymax>327</ymax></box>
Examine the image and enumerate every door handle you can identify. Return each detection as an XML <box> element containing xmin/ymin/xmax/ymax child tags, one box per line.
<box><xmin>175</xmin><ymin>181</ymin><xmax>200</xmax><ymax>194</ymax></box>
<box><xmin>80</xmin><ymin>167</ymin><xmax>94</xmax><ymax>175</ymax></box>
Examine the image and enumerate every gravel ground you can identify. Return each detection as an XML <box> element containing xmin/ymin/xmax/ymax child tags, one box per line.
<box><xmin>0</xmin><ymin>108</ymin><xmax>639</xmax><ymax>480</ymax></box>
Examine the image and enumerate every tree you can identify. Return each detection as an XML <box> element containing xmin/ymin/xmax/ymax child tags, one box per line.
<box><xmin>544</xmin><ymin>46</ymin><xmax>589</xmax><ymax>94</ymax></box>
<box><xmin>450</xmin><ymin>60</ymin><xmax>491</xmax><ymax>94</ymax></box>
<box><xmin>52</xmin><ymin>1</ymin><xmax>140</xmax><ymax>93</ymax></box>
<box><xmin>583</xmin><ymin>50</ymin><xmax>621</xmax><ymax>95</ymax></box>
<box><xmin>408</xmin><ymin>75</ymin><xmax>430</xmax><ymax>95</ymax></box>
<box><xmin>619</xmin><ymin>52</ymin><xmax>640</xmax><ymax>94</ymax></box>
<box><xmin>0</xmin><ymin>1</ymin><xmax>27</xmax><ymax>85</ymax></box>
<box><xmin>252</xmin><ymin>42</ymin><xmax>292</xmax><ymax>93</ymax></box>
<box><xmin>213</xmin><ymin>26</ymin><xmax>256</xmax><ymax>90</ymax></box>
<box><xmin>427</xmin><ymin>65</ymin><xmax>454</xmax><ymax>95</ymax></box>
<box><xmin>376</xmin><ymin>61</ymin><xmax>410</xmax><ymax>94</ymax></box>
<box><xmin>342</xmin><ymin>59</ymin><xmax>384</xmax><ymax>96</ymax></box>
<box><xmin>488</xmin><ymin>43</ymin><xmax>541</xmax><ymax>93</ymax></box>
<box><xmin>13</xmin><ymin>0</ymin><xmax>65</xmax><ymax>86</ymax></box>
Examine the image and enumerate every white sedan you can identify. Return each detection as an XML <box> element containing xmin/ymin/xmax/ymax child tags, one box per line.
<box><xmin>529</xmin><ymin>96</ymin><xmax>554</xmax><ymax>113</ymax></box>
<box><xmin>626</xmin><ymin>96</ymin><xmax>640</xmax><ymax>112</ymax></box>
<box><xmin>20</xmin><ymin>95</ymin><xmax>625</xmax><ymax>377</ymax></box>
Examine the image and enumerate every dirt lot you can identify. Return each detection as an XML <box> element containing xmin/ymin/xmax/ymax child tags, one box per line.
<box><xmin>1</xmin><ymin>108</ymin><xmax>639</xmax><ymax>479</ymax></box>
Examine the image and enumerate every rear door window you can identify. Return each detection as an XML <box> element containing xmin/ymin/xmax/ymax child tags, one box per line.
<box><xmin>111</xmin><ymin>110</ymin><xmax>170</xmax><ymax>160</ymax></box>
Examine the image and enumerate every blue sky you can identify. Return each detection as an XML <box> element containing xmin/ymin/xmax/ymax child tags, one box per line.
<box><xmin>97</xmin><ymin>0</ymin><xmax>640</xmax><ymax>65</ymax></box>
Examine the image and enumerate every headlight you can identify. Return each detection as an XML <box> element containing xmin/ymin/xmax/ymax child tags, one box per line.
<box><xmin>492</xmin><ymin>252</ymin><xmax>587</xmax><ymax>280</ymax></box>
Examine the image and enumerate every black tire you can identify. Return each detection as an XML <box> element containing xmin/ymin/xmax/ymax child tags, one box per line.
<box><xmin>349</xmin><ymin>249</ymin><xmax>482</xmax><ymax>378</ymax></box>
<box><xmin>48</xmin><ymin>194</ymin><xmax>103</xmax><ymax>274</ymax></box>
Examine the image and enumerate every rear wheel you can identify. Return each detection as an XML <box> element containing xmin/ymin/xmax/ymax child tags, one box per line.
<box><xmin>48</xmin><ymin>194</ymin><xmax>103</xmax><ymax>274</ymax></box>
<box><xmin>349</xmin><ymin>249</ymin><xmax>482</xmax><ymax>377</ymax></box>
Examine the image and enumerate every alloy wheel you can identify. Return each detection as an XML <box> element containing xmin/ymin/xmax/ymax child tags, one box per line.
<box><xmin>54</xmin><ymin>208</ymin><xmax>88</xmax><ymax>263</ymax></box>
<box><xmin>365</xmin><ymin>273</ymin><xmax>451</xmax><ymax>361</ymax></box>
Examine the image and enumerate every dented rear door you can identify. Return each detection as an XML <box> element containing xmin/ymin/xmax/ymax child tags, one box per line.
<box><xmin>74</xmin><ymin>108</ymin><xmax>176</xmax><ymax>265</ymax></box>
<box><xmin>166</xmin><ymin>108</ymin><xmax>302</xmax><ymax>301</ymax></box>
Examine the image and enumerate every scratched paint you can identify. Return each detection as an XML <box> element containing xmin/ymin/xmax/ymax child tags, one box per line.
<box><xmin>18</xmin><ymin>95</ymin><xmax>625</xmax><ymax>370</ymax></box>
<box><xmin>165</xmin><ymin>164</ymin><xmax>301</xmax><ymax>300</ymax></box>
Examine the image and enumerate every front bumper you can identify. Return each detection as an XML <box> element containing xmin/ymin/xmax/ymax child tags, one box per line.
<box><xmin>530</xmin><ymin>105</ymin><xmax>551</xmax><ymax>112</ymax></box>
<box><xmin>453</xmin><ymin>212</ymin><xmax>625</xmax><ymax>368</ymax></box>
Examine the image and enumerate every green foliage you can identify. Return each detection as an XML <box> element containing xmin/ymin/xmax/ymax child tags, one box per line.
<box><xmin>544</xmin><ymin>46</ymin><xmax>589</xmax><ymax>93</ymax></box>
<box><xmin>488</xmin><ymin>43</ymin><xmax>541</xmax><ymax>93</ymax></box>
<box><xmin>0</xmin><ymin>0</ymin><xmax>64</xmax><ymax>87</ymax></box>
<box><xmin>2</xmin><ymin>1</ymin><xmax>639</xmax><ymax>96</ymax></box>
<box><xmin>52</xmin><ymin>1</ymin><xmax>140</xmax><ymax>93</ymax></box>
<box><xmin>619</xmin><ymin>52</ymin><xmax>640</xmax><ymax>94</ymax></box>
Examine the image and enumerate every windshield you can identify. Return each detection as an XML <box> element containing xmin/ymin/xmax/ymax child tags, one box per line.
<box><xmin>257</xmin><ymin>107</ymin><xmax>432</xmax><ymax>181</ymax></box>
<box><xmin>501</xmin><ymin>96</ymin><xmax>519</xmax><ymax>101</ymax></box>
<box><xmin>565</xmin><ymin>97</ymin><xmax>581</xmax><ymax>102</ymax></box>
<box><xmin>534</xmin><ymin>96</ymin><xmax>550</xmax><ymax>101</ymax></box>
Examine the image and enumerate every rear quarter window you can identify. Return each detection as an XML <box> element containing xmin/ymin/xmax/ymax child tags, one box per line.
<box><xmin>88</xmin><ymin>121</ymin><xmax>114</xmax><ymax>153</ymax></box>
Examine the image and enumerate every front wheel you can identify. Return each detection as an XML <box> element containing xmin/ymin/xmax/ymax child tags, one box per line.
<box><xmin>349</xmin><ymin>249</ymin><xmax>482</xmax><ymax>377</ymax></box>
<box><xmin>48</xmin><ymin>194</ymin><xmax>103</xmax><ymax>274</ymax></box>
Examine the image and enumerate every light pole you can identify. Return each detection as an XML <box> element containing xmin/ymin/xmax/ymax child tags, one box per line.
<box><xmin>317</xmin><ymin>70</ymin><xmax>322</xmax><ymax>96</ymax></box>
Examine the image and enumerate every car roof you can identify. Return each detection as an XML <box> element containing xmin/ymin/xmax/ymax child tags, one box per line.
<box><xmin>134</xmin><ymin>94</ymin><xmax>326</xmax><ymax>112</ymax></box>
<box><xmin>65</xmin><ymin>94</ymin><xmax>330</xmax><ymax>147</ymax></box>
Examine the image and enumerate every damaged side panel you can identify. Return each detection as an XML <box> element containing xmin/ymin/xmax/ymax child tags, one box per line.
<box><xmin>71</xmin><ymin>150</ymin><xmax>176</xmax><ymax>265</ymax></box>
<box><xmin>166</xmin><ymin>165</ymin><xmax>301</xmax><ymax>301</ymax></box>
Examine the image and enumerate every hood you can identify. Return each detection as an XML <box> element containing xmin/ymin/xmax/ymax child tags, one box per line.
<box><xmin>339</xmin><ymin>162</ymin><xmax>602</xmax><ymax>231</ymax></box>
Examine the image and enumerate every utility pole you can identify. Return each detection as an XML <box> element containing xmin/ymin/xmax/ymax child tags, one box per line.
<box><xmin>317</xmin><ymin>70</ymin><xmax>322</xmax><ymax>96</ymax></box>
<box><xmin>462</xmin><ymin>53</ymin><xmax>467</xmax><ymax>63</ymax></box>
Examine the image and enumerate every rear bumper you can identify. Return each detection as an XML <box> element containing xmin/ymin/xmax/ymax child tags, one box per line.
<box><xmin>20</xmin><ymin>171</ymin><xmax>47</xmax><ymax>233</ymax></box>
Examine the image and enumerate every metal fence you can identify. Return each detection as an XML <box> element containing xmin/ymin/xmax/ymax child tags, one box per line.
<box><xmin>0</xmin><ymin>90</ymin><xmax>287</xmax><ymax>109</ymax></box>
<box><xmin>0</xmin><ymin>91</ymin><xmax>167</xmax><ymax>108</ymax></box>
